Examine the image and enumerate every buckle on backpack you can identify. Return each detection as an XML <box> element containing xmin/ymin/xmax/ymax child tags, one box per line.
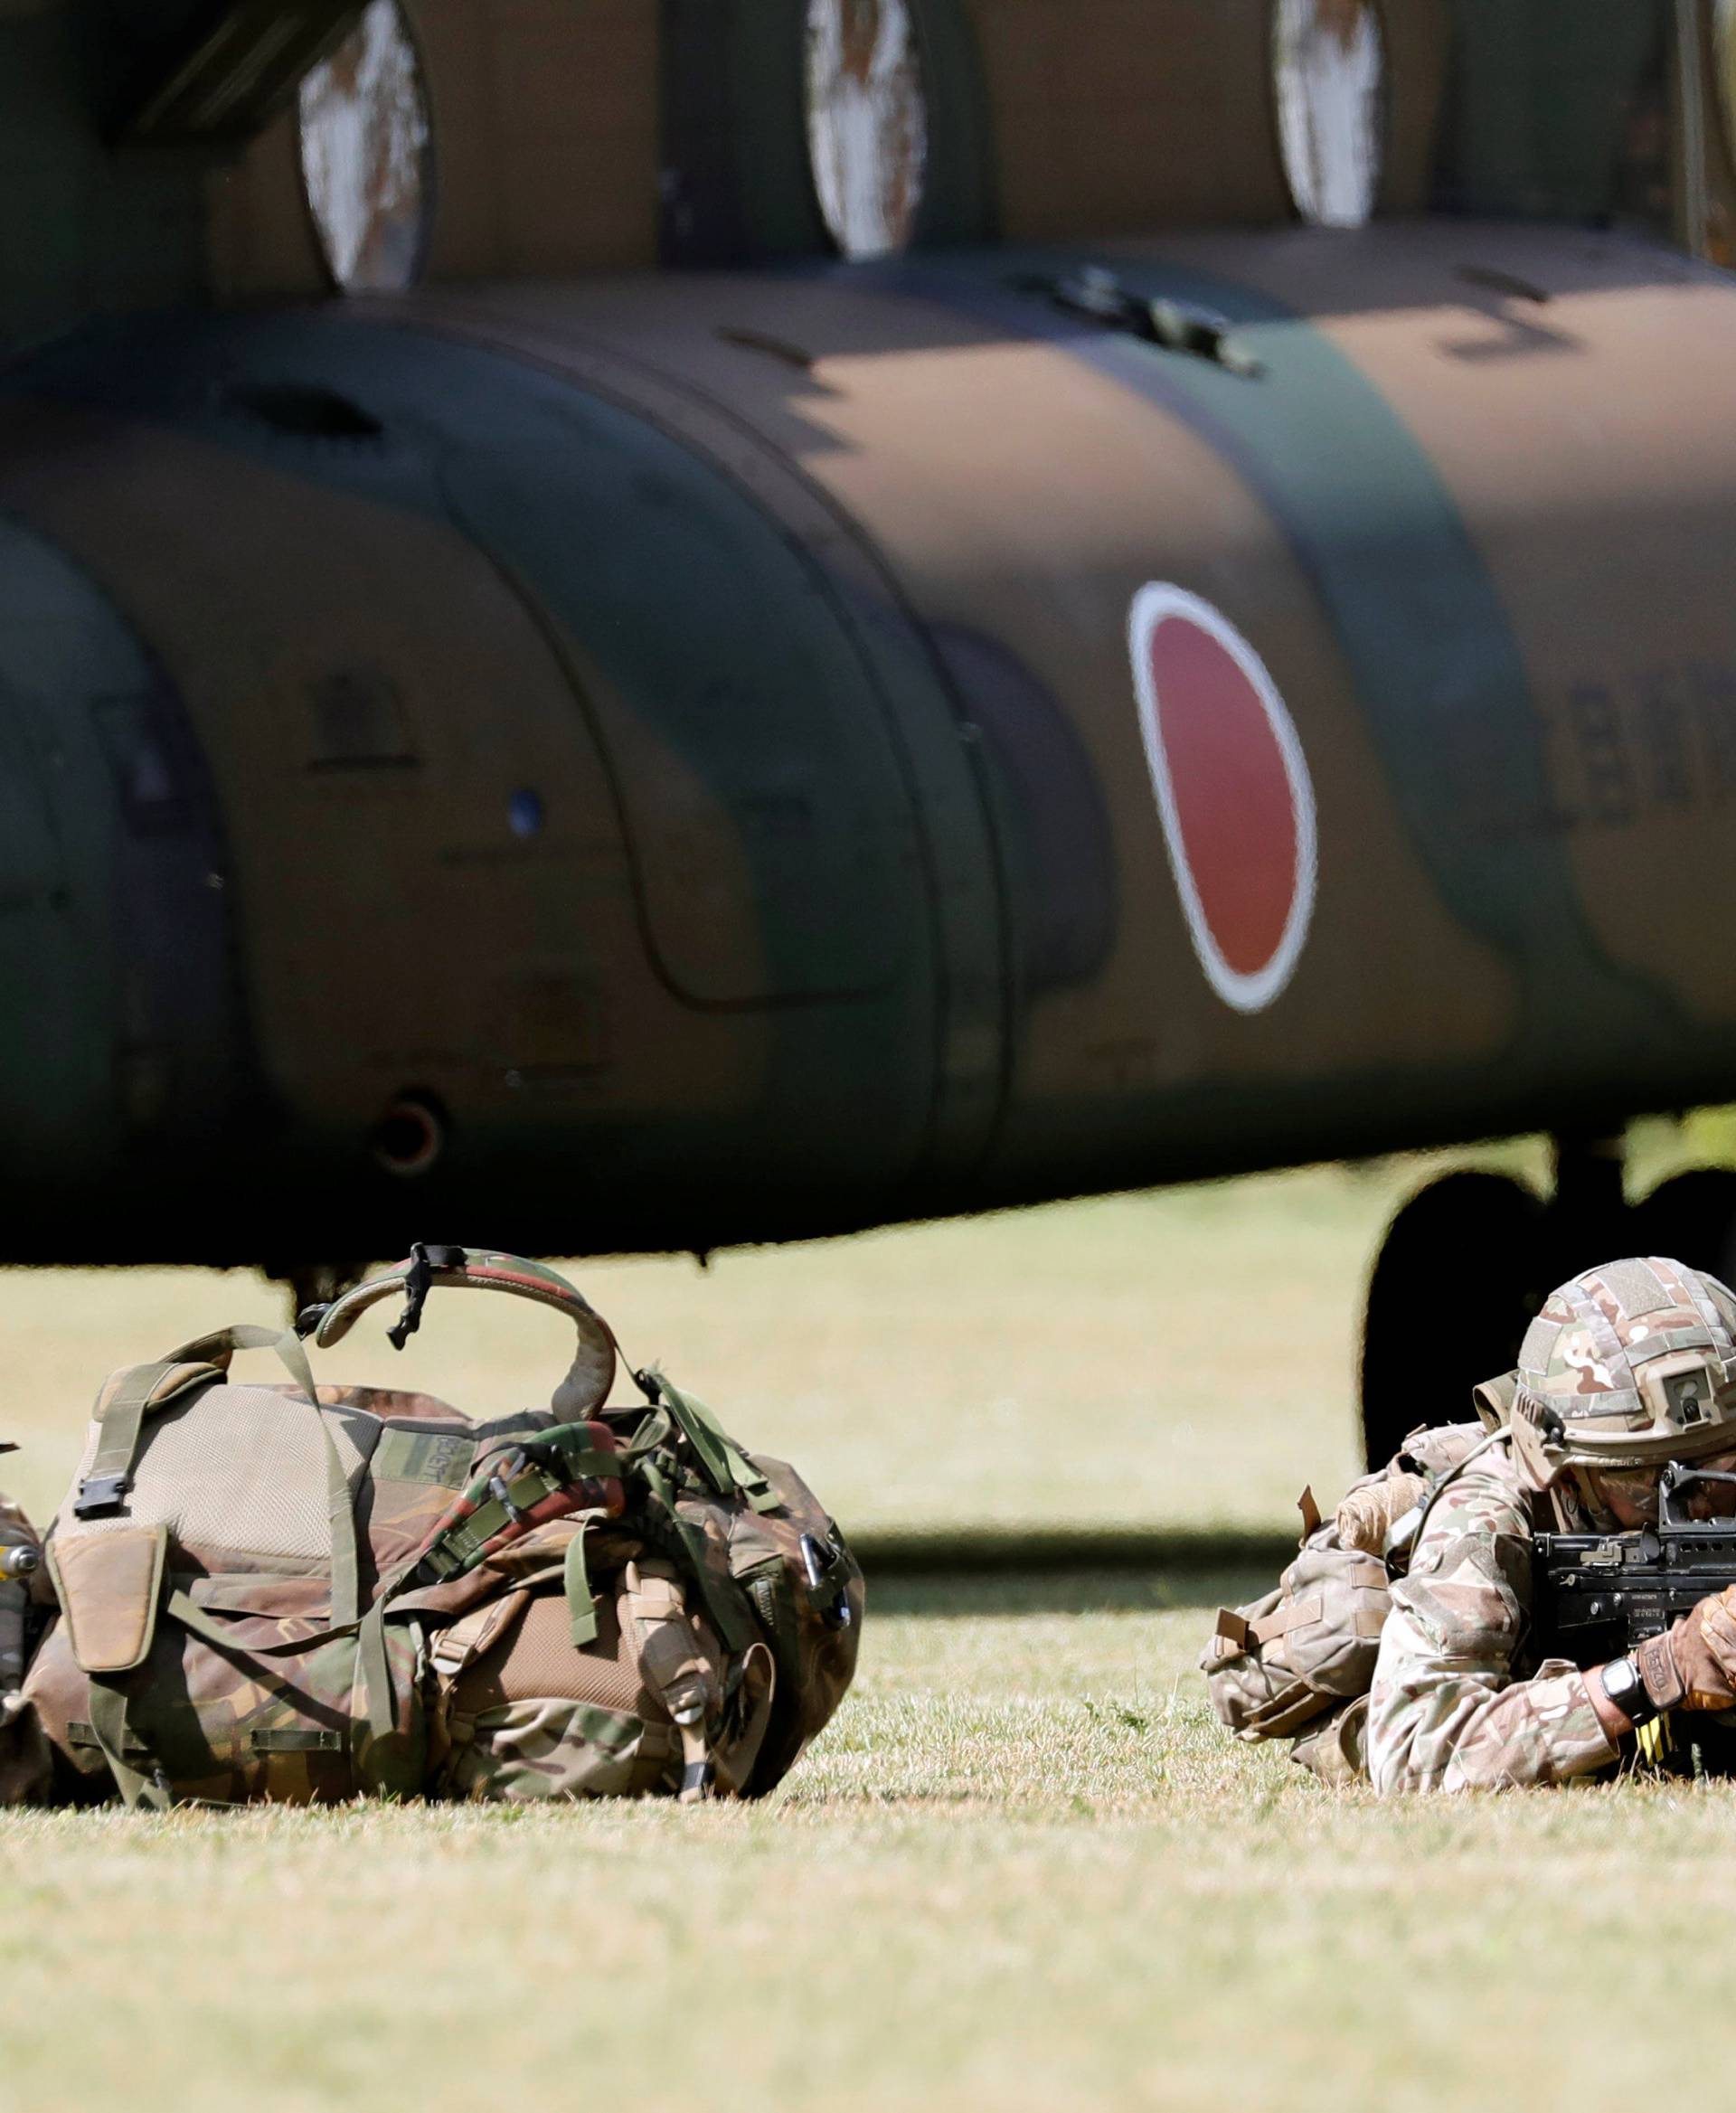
<box><xmin>798</xmin><ymin>1533</ymin><xmax>838</xmax><ymax>1588</ymax></box>
<box><xmin>73</xmin><ymin>1473</ymin><xmax>132</xmax><ymax>1518</ymax></box>
<box><xmin>799</xmin><ymin>1533</ymin><xmax>853</xmax><ymax>1631</ymax></box>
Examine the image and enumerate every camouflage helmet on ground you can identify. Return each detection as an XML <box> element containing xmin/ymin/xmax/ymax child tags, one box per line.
<box><xmin>1510</xmin><ymin>1255</ymin><xmax>1736</xmax><ymax>1472</ymax></box>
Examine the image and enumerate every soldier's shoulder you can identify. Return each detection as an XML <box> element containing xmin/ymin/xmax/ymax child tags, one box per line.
<box><xmin>1398</xmin><ymin>1423</ymin><xmax>1490</xmax><ymax>1478</ymax></box>
<box><xmin>1420</xmin><ymin>1435</ymin><xmax>1534</xmax><ymax>1542</ymax></box>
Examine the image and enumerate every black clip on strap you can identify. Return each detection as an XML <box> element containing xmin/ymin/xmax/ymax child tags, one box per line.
<box><xmin>73</xmin><ymin>1473</ymin><xmax>132</xmax><ymax>1518</ymax></box>
<box><xmin>386</xmin><ymin>1242</ymin><xmax>468</xmax><ymax>1352</ymax></box>
<box><xmin>388</xmin><ymin>1244</ymin><xmax>434</xmax><ymax>1352</ymax></box>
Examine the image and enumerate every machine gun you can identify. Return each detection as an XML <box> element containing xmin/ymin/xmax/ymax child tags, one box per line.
<box><xmin>1533</xmin><ymin>1464</ymin><xmax>1736</xmax><ymax>1773</ymax></box>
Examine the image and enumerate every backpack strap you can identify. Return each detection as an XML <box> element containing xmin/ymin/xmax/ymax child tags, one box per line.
<box><xmin>86</xmin><ymin>1679</ymin><xmax>170</xmax><ymax>1812</ymax></box>
<box><xmin>71</xmin><ymin>1325</ymin><xmax>392</xmax><ymax>1806</ymax></box>
<box><xmin>631</xmin><ymin>1454</ymin><xmax>753</xmax><ymax>1655</ymax></box>
<box><xmin>410</xmin><ymin>1425</ymin><xmax>623</xmax><ymax>1587</ymax></box>
<box><xmin>643</xmin><ymin>1372</ymin><xmax>778</xmax><ymax>1515</ymax></box>
<box><xmin>82</xmin><ymin>1324</ymin><xmax>363</xmax><ymax>1623</ymax></box>
<box><xmin>310</xmin><ymin>1249</ymin><xmax>618</xmax><ymax>1420</ymax></box>
<box><xmin>622</xmin><ymin>1560</ymin><xmax>715</xmax><ymax>1804</ymax></box>
<box><xmin>564</xmin><ymin>1530</ymin><xmax>599</xmax><ymax>1648</ymax></box>
<box><xmin>75</xmin><ymin>1326</ymin><xmax>318</xmax><ymax>1522</ymax></box>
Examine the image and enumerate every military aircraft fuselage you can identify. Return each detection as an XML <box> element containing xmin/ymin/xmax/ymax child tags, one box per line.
<box><xmin>2</xmin><ymin>212</ymin><xmax>1734</xmax><ymax>1265</ymax></box>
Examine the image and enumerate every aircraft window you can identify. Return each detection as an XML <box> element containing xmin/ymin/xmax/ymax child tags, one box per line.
<box><xmin>804</xmin><ymin>0</ymin><xmax>929</xmax><ymax>259</ymax></box>
<box><xmin>298</xmin><ymin>0</ymin><xmax>433</xmax><ymax>294</ymax></box>
<box><xmin>1271</xmin><ymin>0</ymin><xmax>1385</xmax><ymax>228</ymax></box>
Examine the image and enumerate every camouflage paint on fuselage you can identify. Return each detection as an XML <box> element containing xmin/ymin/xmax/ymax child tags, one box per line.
<box><xmin>3</xmin><ymin>221</ymin><xmax>1736</xmax><ymax>1260</ymax></box>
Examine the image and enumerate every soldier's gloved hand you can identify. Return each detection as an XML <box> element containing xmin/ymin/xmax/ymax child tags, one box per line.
<box><xmin>1695</xmin><ymin>1586</ymin><xmax>1736</xmax><ymax>1703</ymax></box>
<box><xmin>1335</xmin><ymin>1473</ymin><xmax>1427</xmax><ymax>1555</ymax></box>
<box><xmin>1636</xmin><ymin>1596</ymin><xmax>1736</xmax><ymax>1713</ymax></box>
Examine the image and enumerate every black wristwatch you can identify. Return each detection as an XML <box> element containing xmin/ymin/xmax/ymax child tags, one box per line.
<box><xmin>1598</xmin><ymin>1655</ymin><xmax>1658</xmax><ymax>1728</ymax></box>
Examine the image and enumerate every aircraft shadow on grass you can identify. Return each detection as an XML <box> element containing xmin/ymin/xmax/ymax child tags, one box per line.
<box><xmin>858</xmin><ymin>1529</ymin><xmax>1291</xmax><ymax>1617</ymax></box>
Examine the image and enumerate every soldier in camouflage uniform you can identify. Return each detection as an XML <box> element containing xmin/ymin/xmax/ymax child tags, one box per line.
<box><xmin>1367</xmin><ymin>1255</ymin><xmax>1736</xmax><ymax>1792</ymax></box>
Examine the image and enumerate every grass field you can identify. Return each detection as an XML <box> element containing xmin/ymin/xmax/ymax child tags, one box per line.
<box><xmin>5</xmin><ymin>1133</ymin><xmax>1736</xmax><ymax>2111</ymax></box>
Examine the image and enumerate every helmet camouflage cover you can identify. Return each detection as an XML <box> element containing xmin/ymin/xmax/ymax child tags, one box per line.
<box><xmin>1513</xmin><ymin>1255</ymin><xmax>1736</xmax><ymax>1469</ymax></box>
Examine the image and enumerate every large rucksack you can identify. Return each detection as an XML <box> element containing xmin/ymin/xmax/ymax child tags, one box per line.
<box><xmin>12</xmin><ymin>1246</ymin><xmax>863</xmax><ymax>1809</ymax></box>
<box><xmin>1198</xmin><ymin>1424</ymin><xmax>1486</xmax><ymax>1783</ymax></box>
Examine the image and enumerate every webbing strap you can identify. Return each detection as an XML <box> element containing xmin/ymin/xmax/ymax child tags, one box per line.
<box><xmin>78</xmin><ymin>1360</ymin><xmax>186</xmax><ymax>1517</ymax></box>
<box><xmin>324</xmin><ymin>1418</ymin><xmax>362</xmax><ymax>1632</ymax></box>
<box><xmin>165</xmin><ymin>1589</ymin><xmax>359</xmax><ymax>1658</ymax></box>
<box><xmin>621</xmin><ymin>1407</ymin><xmax>674</xmax><ymax>1460</ymax></box>
<box><xmin>161</xmin><ymin>1584</ymin><xmax>400</xmax><ymax>1776</ymax></box>
<box><xmin>564</xmin><ymin>1530</ymin><xmax>598</xmax><ymax>1648</ymax></box>
<box><xmin>635</xmin><ymin>1457</ymin><xmax>752</xmax><ymax>1655</ymax></box>
<box><xmin>429</xmin><ymin>1598</ymin><xmax>515</xmax><ymax>1682</ymax></box>
<box><xmin>1247</xmin><ymin>1597</ymin><xmax>1325</xmax><ymax>1646</ymax></box>
<box><xmin>83</xmin><ymin>1297</ymin><xmax>403</xmax><ymax>1800</ymax></box>
<box><xmin>654</xmin><ymin>1376</ymin><xmax>778</xmax><ymax>1515</ymax></box>
<box><xmin>250</xmin><ymin>1727</ymin><xmax>343</xmax><ymax>1753</ymax></box>
<box><xmin>722</xmin><ymin>1441</ymin><xmax>777</xmax><ymax>1517</ymax></box>
<box><xmin>80</xmin><ymin>1324</ymin><xmax>316</xmax><ymax>1506</ymax></box>
<box><xmin>624</xmin><ymin>1562</ymin><xmax>713</xmax><ymax>1804</ymax></box>
<box><xmin>354</xmin><ymin>1597</ymin><xmax>399</xmax><ymax>1760</ymax></box>
<box><xmin>87</xmin><ymin>1678</ymin><xmax>168</xmax><ymax>1812</ymax></box>
<box><xmin>83</xmin><ymin>1325</ymin><xmax>362</xmax><ymax>1631</ymax></box>
<box><xmin>542</xmin><ymin>1443</ymin><xmax>623</xmax><ymax>1483</ymax></box>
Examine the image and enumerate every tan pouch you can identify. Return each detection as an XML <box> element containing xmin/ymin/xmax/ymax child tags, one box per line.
<box><xmin>47</xmin><ymin>1525</ymin><xmax>166</xmax><ymax>1674</ymax></box>
<box><xmin>1199</xmin><ymin>1533</ymin><xmax>1392</xmax><ymax>1741</ymax></box>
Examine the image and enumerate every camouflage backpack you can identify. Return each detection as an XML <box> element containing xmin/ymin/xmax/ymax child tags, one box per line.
<box><xmin>1198</xmin><ymin>1425</ymin><xmax>1485</xmax><ymax>1782</ymax></box>
<box><xmin>13</xmin><ymin>1246</ymin><xmax>863</xmax><ymax>1809</ymax></box>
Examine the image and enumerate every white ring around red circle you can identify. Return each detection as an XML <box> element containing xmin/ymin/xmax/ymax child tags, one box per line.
<box><xmin>1127</xmin><ymin>582</ymin><xmax>1318</xmax><ymax>1014</ymax></box>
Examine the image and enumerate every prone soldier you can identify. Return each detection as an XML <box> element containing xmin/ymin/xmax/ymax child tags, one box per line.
<box><xmin>1203</xmin><ymin>1255</ymin><xmax>1736</xmax><ymax>1790</ymax></box>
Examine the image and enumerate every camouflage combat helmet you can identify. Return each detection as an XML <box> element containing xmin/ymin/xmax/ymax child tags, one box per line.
<box><xmin>1510</xmin><ymin>1255</ymin><xmax>1736</xmax><ymax>1471</ymax></box>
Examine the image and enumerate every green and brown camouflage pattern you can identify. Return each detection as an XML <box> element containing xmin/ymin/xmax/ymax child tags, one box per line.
<box><xmin>443</xmin><ymin>1698</ymin><xmax>680</xmax><ymax>1804</ymax></box>
<box><xmin>16</xmin><ymin>1281</ymin><xmax>859</xmax><ymax>1808</ymax></box>
<box><xmin>25</xmin><ymin>1594</ymin><xmax>425</xmax><ymax>1806</ymax></box>
<box><xmin>671</xmin><ymin>1453</ymin><xmax>864</xmax><ymax>1793</ymax></box>
<box><xmin>1</xmin><ymin>8</ymin><xmax>1735</xmax><ymax>1273</ymax></box>
<box><xmin>411</xmin><ymin>1420</ymin><xmax>625</xmax><ymax>1586</ymax></box>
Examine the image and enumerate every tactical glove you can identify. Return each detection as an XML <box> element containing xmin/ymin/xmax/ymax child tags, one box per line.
<box><xmin>1636</xmin><ymin>1595</ymin><xmax>1736</xmax><ymax>1713</ymax></box>
<box><xmin>1335</xmin><ymin>1473</ymin><xmax>1427</xmax><ymax>1555</ymax></box>
<box><xmin>1696</xmin><ymin>1585</ymin><xmax>1736</xmax><ymax>1701</ymax></box>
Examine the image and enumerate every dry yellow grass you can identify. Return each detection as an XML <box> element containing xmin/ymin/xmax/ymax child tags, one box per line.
<box><xmin>4</xmin><ymin>1130</ymin><xmax>1736</xmax><ymax>2113</ymax></box>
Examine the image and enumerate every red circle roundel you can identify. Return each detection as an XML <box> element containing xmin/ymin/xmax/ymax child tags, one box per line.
<box><xmin>1128</xmin><ymin>584</ymin><xmax>1317</xmax><ymax>1014</ymax></box>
